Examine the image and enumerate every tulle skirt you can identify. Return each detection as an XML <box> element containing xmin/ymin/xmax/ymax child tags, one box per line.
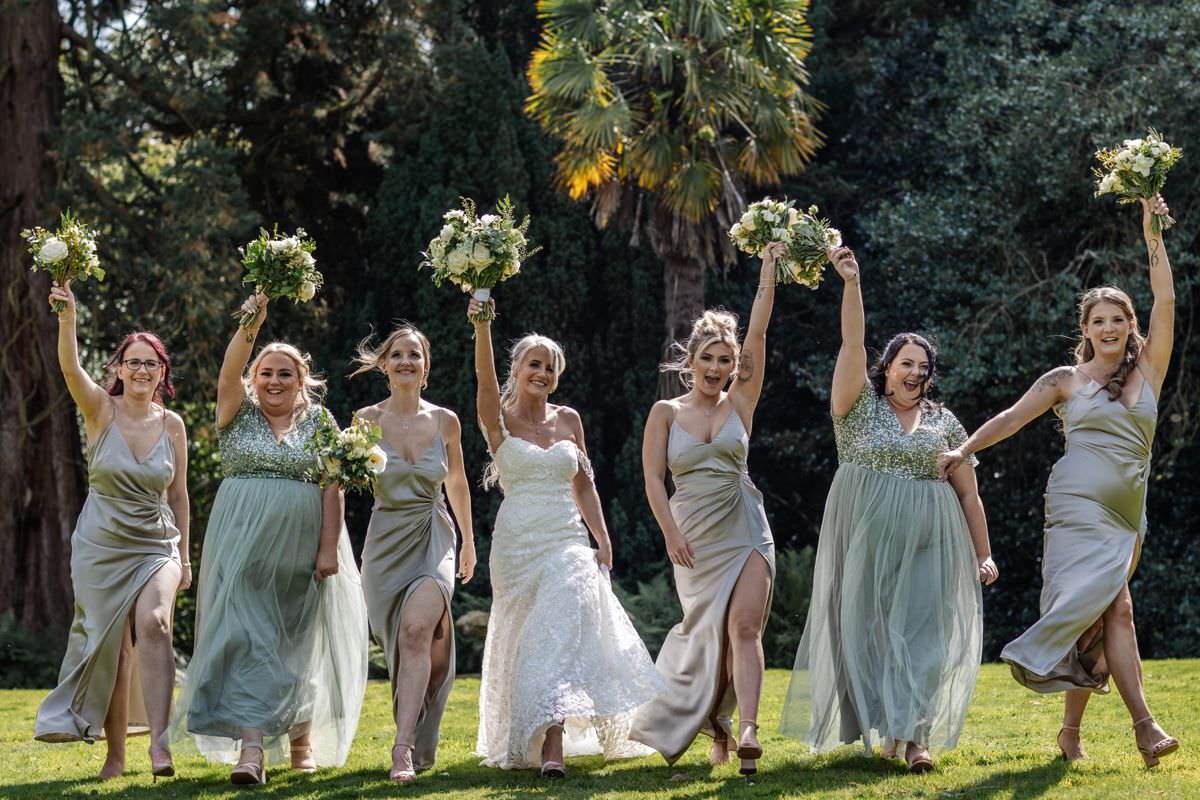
<box><xmin>169</xmin><ymin>477</ymin><xmax>368</xmax><ymax>766</ymax></box>
<box><xmin>781</xmin><ymin>463</ymin><xmax>982</xmax><ymax>752</ymax></box>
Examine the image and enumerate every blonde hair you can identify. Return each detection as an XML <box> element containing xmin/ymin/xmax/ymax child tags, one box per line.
<box><xmin>482</xmin><ymin>333</ymin><xmax>567</xmax><ymax>490</ymax></box>
<box><xmin>350</xmin><ymin>324</ymin><xmax>432</xmax><ymax>389</ymax></box>
<box><xmin>1074</xmin><ymin>286</ymin><xmax>1146</xmax><ymax>402</ymax></box>
<box><xmin>243</xmin><ymin>341</ymin><xmax>326</xmax><ymax>411</ymax></box>
<box><xmin>661</xmin><ymin>309</ymin><xmax>741</xmax><ymax>389</ymax></box>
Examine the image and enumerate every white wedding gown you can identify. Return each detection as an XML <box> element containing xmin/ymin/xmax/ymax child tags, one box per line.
<box><xmin>476</xmin><ymin>423</ymin><xmax>665</xmax><ymax>769</ymax></box>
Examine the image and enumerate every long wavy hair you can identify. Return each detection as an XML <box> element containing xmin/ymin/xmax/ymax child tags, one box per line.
<box><xmin>482</xmin><ymin>333</ymin><xmax>566</xmax><ymax>490</ymax></box>
<box><xmin>660</xmin><ymin>309</ymin><xmax>741</xmax><ymax>390</ymax></box>
<box><xmin>868</xmin><ymin>332</ymin><xmax>940</xmax><ymax>410</ymax></box>
<box><xmin>243</xmin><ymin>341</ymin><xmax>326</xmax><ymax>413</ymax></box>
<box><xmin>104</xmin><ymin>331</ymin><xmax>176</xmax><ymax>401</ymax></box>
<box><xmin>350</xmin><ymin>323</ymin><xmax>432</xmax><ymax>389</ymax></box>
<box><xmin>1074</xmin><ymin>286</ymin><xmax>1145</xmax><ymax>401</ymax></box>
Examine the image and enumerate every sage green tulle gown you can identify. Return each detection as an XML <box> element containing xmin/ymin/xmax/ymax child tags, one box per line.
<box><xmin>781</xmin><ymin>386</ymin><xmax>983</xmax><ymax>753</ymax></box>
<box><xmin>1001</xmin><ymin>378</ymin><xmax>1156</xmax><ymax>692</ymax></box>
<box><xmin>170</xmin><ymin>400</ymin><xmax>368</xmax><ymax>766</ymax></box>
<box><xmin>629</xmin><ymin>410</ymin><xmax>775</xmax><ymax>764</ymax></box>
<box><xmin>35</xmin><ymin>418</ymin><xmax>180</xmax><ymax>742</ymax></box>
<box><xmin>360</xmin><ymin>430</ymin><xmax>457</xmax><ymax>771</ymax></box>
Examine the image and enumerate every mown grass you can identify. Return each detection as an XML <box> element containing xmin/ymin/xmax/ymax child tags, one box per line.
<box><xmin>1</xmin><ymin>662</ymin><xmax>1195</xmax><ymax>799</ymax></box>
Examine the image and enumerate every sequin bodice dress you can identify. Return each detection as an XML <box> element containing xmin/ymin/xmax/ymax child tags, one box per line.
<box><xmin>782</xmin><ymin>385</ymin><xmax>983</xmax><ymax>753</ymax></box>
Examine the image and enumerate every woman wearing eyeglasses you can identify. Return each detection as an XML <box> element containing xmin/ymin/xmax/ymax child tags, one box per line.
<box><xmin>34</xmin><ymin>281</ymin><xmax>191</xmax><ymax>781</ymax></box>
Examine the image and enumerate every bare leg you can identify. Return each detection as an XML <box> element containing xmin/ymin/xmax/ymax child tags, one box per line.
<box><xmin>389</xmin><ymin>580</ymin><xmax>448</xmax><ymax>779</ymax></box>
<box><xmin>1058</xmin><ymin>689</ymin><xmax>1091</xmax><ymax>760</ymax></box>
<box><xmin>727</xmin><ymin>552</ymin><xmax>771</xmax><ymax>761</ymax></box>
<box><xmin>1101</xmin><ymin>586</ymin><xmax>1174</xmax><ymax>755</ymax></box>
<box><xmin>541</xmin><ymin>723</ymin><xmax>564</xmax><ymax>772</ymax></box>
<box><xmin>100</xmin><ymin>624</ymin><xmax>134</xmax><ymax>779</ymax></box>
<box><xmin>134</xmin><ymin>562</ymin><xmax>181</xmax><ymax>763</ymax></box>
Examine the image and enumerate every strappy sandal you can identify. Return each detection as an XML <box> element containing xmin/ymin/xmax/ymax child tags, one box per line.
<box><xmin>149</xmin><ymin>746</ymin><xmax>175</xmax><ymax>782</ymax></box>
<box><xmin>1133</xmin><ymin>716</ymin><xmax>1180</xmax><ymax>767</ymax></box>
<box><xmin>905</xmin><ymin>742</ymin><xmax>934</xmax><ymax>773</ymax></box>
<box><xmin>708</xmin><ymin>716</ymin><xmax>732</xmax><ymax>765</ymax></box>
<box><xmin>390</xmin><ymin>743</ymin><xmax>416</xmax><ymax>782</ymax></box>
<box><xmin>1057</xmin><ymin>724</ymin><xmax>1085</xmax><ymax>761</ymax></box>
<box><xmin>230</xmin><ymin>743</ymin><xmax>267</xmax><ymax>786</ymax></box>
<box><xmin>737</xmin><ymin>720</ymin><xmax>761</xmax><ymax>775</ymax></box>
<box><xmin>290</xmin><ymin>743</ymin><xmax>316</xmax><ymax>772</ymax></box>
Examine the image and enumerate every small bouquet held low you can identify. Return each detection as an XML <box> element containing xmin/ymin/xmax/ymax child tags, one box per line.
<box><xmin>21</xmin><ymin>210</ymin><xmax>105</xmax><ymax>312</ymax></box>
<box><xmin>421</xmin><ymin>195</ymin><xmax>539</xmax><ymax>321</ymax></box>
<box><xmin>306</xmin><ymin>411</ymin><xmax>387</xmax><ymax>494</ymax></box>
<box><xmin>1094</xmin><ymin>129</ymin><xmax>1182</xmax><ymax>233</ymax></box>
<box><xmin>729</xmin><ymin>199</ymin><xmax>841</xmax><ymax>289</ymax></box>
<box><xmin>236</xmin><ymin>226</ymin><xmax>322</xmax><ymax>327</ymax></box>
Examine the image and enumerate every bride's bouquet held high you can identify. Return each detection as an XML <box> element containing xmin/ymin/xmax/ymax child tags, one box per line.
<box><xmin>729</xmin><ymin>199</ymin><xmax>841</xmax><ymax>289</ymax></box>
<box><xmin>235</xmin><ymin>226</ymin><xmax>322</xmax><ymax>327</ymax></box>
<box><xmin>421</xmin><ymin>195</ymin><xmax>539</xmax><ymax>322</ymax></box>
<box><xmin>307</xmin><ymin>411</ymin><xmax>387</xmax><ymax>494</ymax></box>
<box><xmin>21</xmin><ymin>210</ymin><xmax>104</xmax><ymax>312</ymax></box>
<box><xmin>1094</xmin><ymin>129</ymin><xmax>1182</xmax><ymax>233</ymax></box>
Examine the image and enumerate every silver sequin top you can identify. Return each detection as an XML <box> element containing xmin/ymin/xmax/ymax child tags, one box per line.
<box><xmin>833</xmin><ymin>384</ymin><xmax>976</xmax><ymax>481</ymax></box>
<box><xmin>218</xmin><ymin>397</ymin><xmax>323</xmax><ymax>482</ymax></box>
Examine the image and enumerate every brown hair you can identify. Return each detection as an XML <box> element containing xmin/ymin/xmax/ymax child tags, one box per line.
<box><xmin>1074</xmin><ymin>286</ymin><xmax>1145</xmax><ymax>401</ymax></box>
<box><xmin>351</xmin><ymin>324</ymin><xmax>432</xmax><ymax>389</ymax></box>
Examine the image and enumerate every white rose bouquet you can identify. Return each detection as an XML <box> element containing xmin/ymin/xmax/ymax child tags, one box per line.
<box><xmin>21</xmin><ymin>210</ymin><xmax>104</xmax><ymax>312</ymax></box>
<box><xmin>306</xmin><ymin>411</ymin><xmax>387</xmax><ymax>494</ymax></box>
<box><xmin>235</xmin><ymin>226</ymin><xmax>322</xmax><ymax>327</ymax></box>
<box><xmin>1094</xmin><ymin>129</ymin><xmax>1182</xmax><ymax>233</ymax></box>
<box><xmin>421</xmin><ymin>195</ymin><xmax>539</xmax><ymax>321</ymax></box>
<box><xmin>729</xmin><ymin>198</ymin><xmax>841</xmax><ymax>288</ymax></box>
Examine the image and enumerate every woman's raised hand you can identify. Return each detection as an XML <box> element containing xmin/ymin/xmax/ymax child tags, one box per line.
<box><xmin>1140</xmin><ymin>193</ymin><xmax>1169</xmax><ymax>238</ymax></box>
<box><xmin>238</xmin><ymin>291</ymin><xmax>268</xmax><ymax>325</ymax></box>
<box><xmin>48</xmin><ymin>280</ymin><xmax>76</xmax><ymax>317</ymax></box>
<box><xmin>761</xmin><ymin>240</ymin><xmax>788</xmax><ymax>270</ymax></box>
<box><xmin>467</xmin><ymin>297</ymin><xmax>495</xmax><ymax>322</ymax></box>
<box><xmin>828</xmin><ymin>245</ymin><xmax>860</xmax><ymax>283</ymax></box>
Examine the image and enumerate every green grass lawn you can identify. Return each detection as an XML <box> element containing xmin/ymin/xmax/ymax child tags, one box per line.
<box><xmin>1</xmin><ymin>662</ymin><xmax>1195</xmax><ymax>799</ymax></box>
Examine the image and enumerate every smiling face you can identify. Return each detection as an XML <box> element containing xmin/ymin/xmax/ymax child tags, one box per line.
<box><xmin>884</xmin><ymin>343</ymin><xmax>930</xmax><ymax>408</ymax></box>
<box><xmin>516</xmin><ymin>345</ymin><xmax>558</xmax><ymax>399</ymax></box>
<box><xmin>690</xmin><ymin>341</ymin><xmax>736</xmax><ymax>398</ymax></box>
<box><xmin>117</xmin><ymin>341</ymin><xmax>163</xmax><ymax>400</ymax></box>
<box><xmin>253</xmin><ymin>351</ymin><xmax>301</xmax><ymax>414</ymax></box>
<box><xmin>384</xmin><ymin>333</ymin><xmax>429</xmax><ymax>390</ymax></box>
<box><xmin>1082</xmin><ymin>300</ymin><xmax>1132</xmax><ymax>360</ymax></box>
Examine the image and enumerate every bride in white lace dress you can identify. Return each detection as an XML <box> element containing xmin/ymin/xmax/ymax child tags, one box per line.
<box><xmin>468</xmin><ymin>297</ymin><xmax>664</xmax><ymax>775</ymax></box>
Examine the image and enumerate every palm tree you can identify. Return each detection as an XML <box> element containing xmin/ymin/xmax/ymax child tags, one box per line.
<box><xmin>526</xmin><ymin>0</ymin><xmax>822</xmax><ymax>371</ymax></box>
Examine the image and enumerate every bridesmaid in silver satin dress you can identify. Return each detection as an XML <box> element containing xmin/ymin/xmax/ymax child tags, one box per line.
<box><xmin>34</xmin><ymin>281</ymin><xmax>190</xmax><ymax>780</ymax></box>
<box><xmin>940</xmin><ymin>195</ymin><xmax>1180</xmax><ymax>767</ymax></box>
<box><xmin>353</xmin><ymin>325</ymin><xmax>476</xmax><ymax>782</ymax></box>
<box><xmin>629</xmin><ymin>241</ymin><xmax>786</xmax><ymax>774</ymax></box>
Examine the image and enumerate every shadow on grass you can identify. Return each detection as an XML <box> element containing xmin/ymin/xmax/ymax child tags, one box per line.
<box><xmin>0</xmin><ymin>754</ymin><xmax>1075</xmax><ymax>799</ymax></box>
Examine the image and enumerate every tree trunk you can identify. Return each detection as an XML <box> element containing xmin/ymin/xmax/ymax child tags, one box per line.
<box><xmin>0</xmin><ymin>1</ymin><xmax>79</xmax><ymax>632</ymax></box>
<box><xmin>658</xmin><ymin>251</ymin><xmax>706</xmax><ymax>398</ymax></box>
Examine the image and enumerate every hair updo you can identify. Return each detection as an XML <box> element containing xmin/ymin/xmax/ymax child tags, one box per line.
<box><xmin>662</xmin><ymin>309</ymin><xmax>742</xmax><ymax>389</ymax></box>
<box><xmin>1074</xmin><ymin>286</ymin><xmax>1145</xmax><ymax>401</ymax></box>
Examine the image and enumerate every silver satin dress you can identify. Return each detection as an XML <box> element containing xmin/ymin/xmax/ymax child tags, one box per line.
<box><xmin>360</xmin><ymin>430</ymin><xmax>458</xmax><ymax>771</ymax></box>
<box><xmin>35</xmin><ymin>419</ymin><xmax>180</xmax><ymax>742</ymax></box>
<box><xmin>629</xmin><ymin>410</ymin><xmax>775</xmax><ymax>764</ymax></box>
<box><xmin>1002</xmin><ymin>378</ymin><xmax>1156</xmax><ymax>692</ymax></box>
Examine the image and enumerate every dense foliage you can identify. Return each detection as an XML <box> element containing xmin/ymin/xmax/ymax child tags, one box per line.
<box><xmin>4</xmin><ymin>0</ymin><xmax>1198</xmax><ymax>686</ymax></box>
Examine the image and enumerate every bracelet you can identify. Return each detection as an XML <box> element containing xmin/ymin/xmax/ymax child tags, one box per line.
<box><xmin>180</xmin><ymin>561</ymin><xmax>191</xmax><ymax>567</ymax></box>
<box><xmin>758</xmin><ymin>282</ymin><xmax>776</xmax><ymax>289</ymax></box>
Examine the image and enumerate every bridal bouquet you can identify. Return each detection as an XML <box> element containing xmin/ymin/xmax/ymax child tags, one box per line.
<box><xmin>1094</xmin><ymin>129</ymin><xmax>1182</xmax><ymax>233</ymax></box>
<box><xmin>307</xmin><ymin>411</ymin><xmax>387</xmax><ymax>494</ymax></box>
<box><xmin>421</xmin><ymin>196</ymin><xmax>539</xmax><ymax>321</ymax></box>
<box><xmin>729</xmin><ymin>199</ymin><xmax>841</xmax><ymax>288</ymax></box>
<box><xmin>21</xmin><ymin>210</ymin><xmax>105</xmax><ymax>312</ymax></box>
<box><xmin>235</xmin><ymin>226</ymin><xmax>322</xmax><ymax>327</ymax></box>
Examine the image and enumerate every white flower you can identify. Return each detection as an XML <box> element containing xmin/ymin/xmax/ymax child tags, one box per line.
<box><xmin>447</xmin><ymin>245</ymin><xmax>470</xmax><ymax>274</ymax></box>
<box><xmin>479</xmin><ymin>214</ymin><xmax>499</xmax><ymax>226</ymax></box>
<box><xmin>827</xmin><ymin>228</ymin><xmax>843</xmax><ymax>247</ymax></box>
<box><xmin>38</xmin><ymin>237</ymin><xmax>69</xmax><ymax>264</ymax></box>
<box><xmin>323</xmin><ymin>455</ymin><xmax>342</xmax><ymax>474</ymax></box>
<box><xmin>1155</xmin><ymin>141</ymin><xmax>1172</xmax><ymax>156</ymax></box>
<box><xmin>1123</xmin><ymin>138</ymin><xmax>1144</xmax><ymax>150</ymax></box>
<box><xmin>1097</xmin><ymin>172</ymin><xmax>1120</xmax><ymax>194</ymax></box>
<box><xmin>787</xmin><ymin>208</ymin><xmax>801</xmax><ymax>226</ymax></box>
<box><xmin>742</xmin><ymin>215</ymin><xmax>756</xmax><ymax>231</ymax></box>
<box><xmin>444</xmin><ymin>209</ymin><xmax>466</xmax><ymax>221</ymax></box>
<box><xmin>366</xmin><ymin>446</ymin><xmax>387</xmax><ymax>474</ymax></box>
<box><xmin>297</xmin><ymin>280</ymin><xmax>317</xmax><ymax>302</ymax></box>
<box><xmin>729</xmin><ymin>222</ymin><xmax>743</xmax><ymax>238</ymax></box>
<box><xmin>505</xmin><ymin>259</ymin><xmax>521</xmax><ymax>277</ymax></box>
<box><xmin>440</xmin><ymin>224</ymin><xmax>455</xmax><ymax>240</ymax></box>
<box><xmin>1131</xmin><ymin>155</ymin><xmax>1154</xmax><ymax>176</ymax></box>
<box><xmin>470</xmin><ymin>242</ymin><xmax>493</xmax><ymax>267</ymax></box>
<box><xmin>299</xmin><ymin>250</ymin><xmax>315</xmax><ymax>269</ymax></box>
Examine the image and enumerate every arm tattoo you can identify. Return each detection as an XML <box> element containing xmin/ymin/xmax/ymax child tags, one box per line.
<box><xmin>737</xmin><ymin>352</ymin><xmax>755</xmax><ymax>381</ymax></box>
<box><xmin>1149</xmin><ymin>238</ymin><xmax>1161</xmax><ymax>269</ymax></box>
<box><xmin>1033</xmin><ymin>367</ymin><xmax>1070</xmax><ymax>393</ymax></box>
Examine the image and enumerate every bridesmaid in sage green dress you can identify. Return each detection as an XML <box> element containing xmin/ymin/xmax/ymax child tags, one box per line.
<box><xmin>170</xmin><ymin>294</ymin><xmax>368</xmax><ymax>784</ymax></box>
<box><xmin>630</xmin><ymin>242</ymin><xmax>785</xmax><ymax>774</ymax></box>
<box><xmin>34</xmin><ymin>281</ymin><xmax>190</xmax><ymax>781</ymax></box>
<box><xmin>353</xmin><ymin>325</ymin><xmax>476</xmax><ymax>782</ymax></box>
<box><xmin>939</xmin><ymin>195</ymin><xmax>1180</xmax><ymax>768</ymax></box>
<box><xmin>780</xmin><ymin>245</ymin><xmax>996</xmax><ymax>772</ymax></box>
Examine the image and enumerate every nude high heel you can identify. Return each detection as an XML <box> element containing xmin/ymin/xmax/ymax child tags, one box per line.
<box><xmin>230</xmin><ymin>743</ymin><xmax>266</xmax><ymax>786</ymax></box>
<box><xmin>1133</xmin><ymin>716</ymin><xmax>1180</xmax><ymax>767</ymax></box>
<box><xmin>1057</xmin><ymin>724</ymin><xmax>1085</xmax><ymax>761</ymax></box>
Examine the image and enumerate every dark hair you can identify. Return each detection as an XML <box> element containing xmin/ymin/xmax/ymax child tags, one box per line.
<box><xmin>868</xmin><ymin>332</ymin><xmax>940</xmax><ymax>409</ymax></box>
<box><xmin>105</xmin><ymin>332</ymin><xmax>176</xmax><ymax>401</ymax></box>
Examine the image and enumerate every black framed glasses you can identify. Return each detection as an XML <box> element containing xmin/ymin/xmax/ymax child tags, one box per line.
<box><xmin>121</xmin><ymin>358</ymin><xmax>163</xmax><ymax>372</ymax></box>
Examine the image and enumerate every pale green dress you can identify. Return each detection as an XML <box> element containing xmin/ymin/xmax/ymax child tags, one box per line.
<box><xmin>781</xmin><ymin>385</ymin><xmax>983</xmax><ymax>752</ymax></box>
<box><xmin>629</xmin><ymin>409</ymin><xmax>775</xmax><ymax>764</ymax></box>
<box><xmin>1001</xmin><ymin>377</ymin><xmax>1156</xmax><ymax>691</ymax></box>
<box><xmin>360</xmin><ymin>429</ymin><xmax>457</xmax><ymax>771</ymax></box>
<box><xmin>35</xmin><ymin>416</ymin><xmax>179</xmax><ymax>742</ymax></box>
<box><xmin>170</xmin><ymin>399</ymin><xmax>368</xmax><ymax>766</ymax></box>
